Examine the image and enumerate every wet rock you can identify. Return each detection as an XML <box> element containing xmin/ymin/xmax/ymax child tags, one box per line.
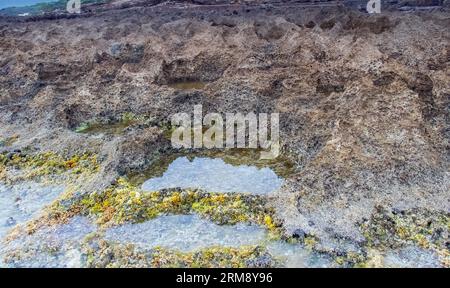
<box><xmin>343</xmin><ymin>14</ymin><xmax>396</xmax><ymax>34</ymax></box>
<box><xmin>115</xmin><ymin>127</ymin><xmax>169</xmax><ymax>175</ymax></box>
<box><xmin>211</xmin><ymin>16</ymin><xmax>236</xmax><ymax>28</ymax></box>
<box><xmin>314</xmin><ymin>51</ymin><xmax>327</xmax><ymax>62</ymax></box>
<box><xmin>316</xmin><ymin>75</ymin><xmax>345</xmax><ymax>94</ymax></box>
<box><xmin>305</xmin><ymin>21</ymin><xmax>316</xmax><ymax>28</ymax></box>
<box><xmin>5</xmin><ymin>216</ymin><xmax>16</xmax><ymax>227</ymax></box>
<box><xmin>254</xmin><ymin>20</ymin><xmax>286</xmax><ymax>41</ymax></box>
<box><xmin>56</xmin><ymin>104</ymin><xmax>92</xmax><ymax>129</ymax></box>
<box><xmin>109</xmin><ymin>43</ymin><xmax>145</xmax><ymax>64</ymax></box>
<box><xmin>407</xmin><ymin>72</ymin><xmax>434</xmax><ymax>96</ymax></box>
<box><xmin>320</xmin><ymin>19</ymin><xmax>336</xmax><ymax>30</ymax></box>
<box><xmin>36</xmin><ymin>62</ymin><xmax>87</xmax><ymax>84</ymax></box>
<box><xmin>1</xmin><ymin>216</ymin><xmax>96</xmax><ymax>268</ymax></box>
<box><xmin>172</xmin><ymin>91</ymin><xmax>201</xmax><ymax>104</ymax></box>
<box><xmin>158</xmin><ymin>57</ymin><xmax>227</xmax><ymax>85</ymax></box>
<box><xmin>0</xmin><ymin>182</ymin><xmax>65</xmax><ymax>240</ymax></box>
<box><xmin>245</xmin><ymin>252</ymin><xmax>274</xmax><ymax>268</ymax></box>
<box><xmin>407</xmin><ymin>72</ymin><xmax>436</xmax><ymax>119</ymax></box>
<box><xmin>373</xmin><ymin>72</ymin><xmax>397</xmax><ymax>86</ymax></box>
<box><xmin>292</xmin><ymin>228</ymin><xmax>306</xmax><ymax>241</ymax></box>
<box><xmin>384</xmin><ymin>246</ymin><xmax>441</xmax><ymax>268</ymax></box>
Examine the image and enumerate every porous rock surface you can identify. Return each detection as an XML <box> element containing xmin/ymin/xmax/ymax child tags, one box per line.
<box><xmin>0</xmin><ymin>0</ymin><xmax>448</xmax><ymax>260</ymax></box>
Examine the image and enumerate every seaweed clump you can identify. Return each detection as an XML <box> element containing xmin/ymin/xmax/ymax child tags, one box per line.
<box><xmin>82</xmin><ymin>235</ymin><xmax>277</xmax><ymax>268</ymax></box>
<box><xmin>70</xmin><ymin>178</ymin><xmax>281</xmax><ymax>233</ymax></box>
<box><xmin>0</xmin><ymin>135</ymin><xmax>19</xmax><ymax>147</ymax></box>
<box><xmin>0</xmin><ymin>151</ymin><xmax>100</xmax><ymax>182</ymax></box>
<box><xmin>359</xmin><ymin>206</ymin><xmax>449</xmax><ymax>267</ymax></box>
<box><xmin>74</xmin><ymin>112</ymin><xmax>149</xmax><ymax>135</ymax></box>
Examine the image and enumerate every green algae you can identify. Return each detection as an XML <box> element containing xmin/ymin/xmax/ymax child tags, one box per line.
<box><xmin>75</xmin><ymin>122</ymin><xmax>133</xmax><ymax>135</ymax></box>
<box><xmin>332</xmin><ymin>251</ymin><xmax>368</xmax><ymax>268</ymax></box>
<box><xmin>82</xmin><ymin>234</ymin><xmax>277</xmax><ymax>268</ymax></box>
<box><xmin>0</xmin><ymin>151</ymin><xmax>99</xmax><ymax>182</ymax></box>
<box><xmin>3</xmin><ymin>183</ymin><xmax>93</xmax><ymax>240</ymax></box>
<box><xmin>359</xmin><ymin>207</ymin><xmax>450</xmax><ymax>267</ymax></box>
<box><xmin>150</xmin><ymin>245</ymin><xmax>275</xmax><ymax>268</ymax></box>
<box><xmin>0</xmin><ymin>135</ymin><xmax>19</xmax><ymax>147</ymax></box>
<box><xmin>75</xmin><ymin>112</ymin><xmax>148</xmax><ymax>135</ymax></box>
<box><xmin>69</xmin><ymin>178</ymin><xmax>281</xmax><ymax>233</ymax></box>
<box><xmin>0</xmin><ymin>151</ymin><xmax>99</xmax><ymax>238</ymax></box>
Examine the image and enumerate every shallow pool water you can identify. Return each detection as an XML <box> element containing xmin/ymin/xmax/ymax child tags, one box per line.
<box><xmin>141</xmin><ymin>157</ymin><xmax>283</xmax><ymax>194</ymax></box>
<box><xmin>0</xmin><ymin>182</ymin><xmax>65</xmax><ymax>240</ymax></box>
<box><xmin>105</xmin><ymin>214</ymin><xmax>267</xmax><ymax>251</ymax></box>
<box><xmin>383</xmin><ymin>246</ymin><xmax>441</xmax><ymax>268</ymax></box>
<box><xmin>266</xmin><ymin>242</ymin><xmax>335</xmax><ymax>268</ymax></box>
<box><xmin>1</xmin><ymin>216</ymin><xmax>96</xmax><ymax>268</ymax></box>
<box><xmin>168</xmin><ymin>81</ymin><xmax>206</xmax><ymax>90</ymax></box>
<box><xmin>104</xmin><ymin>214</ymin><xmax>336</xmax><ymax>267</ymax></box>
<box><xmin>75</xmin><ymin>121</ymin><xmax>136</xmax><ymax>135</ymax></box>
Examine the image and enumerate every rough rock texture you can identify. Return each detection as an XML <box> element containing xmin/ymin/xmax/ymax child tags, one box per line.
<box><xmin>0</xmin><ymin>0</ymin><xmax>449</xmax><ymax>264</ymax></box>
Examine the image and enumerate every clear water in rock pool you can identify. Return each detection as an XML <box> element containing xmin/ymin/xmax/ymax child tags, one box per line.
<box><xmin>1</xmin><ymin>212</ymin><xmax>442</xmax><ymax>267</ymax></box>
<box><xmin>141</xmin><ymin>157</ymin><xmax>283</xmax><ymax>194</ymax></box>
<box><xmin>2</xmin><ymin>214</ymin><xmax>331</xmax><ymax>267</ymax></box>
<box><xmin>1</xmin><ymin>216</ymin><xmax>95</xmax><ymax>268</ymax></box>
<box><xmin>0</xmin><ymin>182</ymin><xmax>64</xmax><ymax>239</ymax></box>
<box><xmin>105</xmin><ymin>214</ymin><xmax>266</xmax><ymax>251</ymax></box>
<box><xmin>104</xmin><ymin>214</ymin><xmax>334</xmax><ymax>267</ymax></box>
<box><xmin>266</xmin><ymin>242</ymin><xmax>334</xmax><ymax>268</ymax></box>
<box><xmin>76</xmin><ymin>119</ymin><xmax>137</xmax><ymax>135</ymax></box>
<box><xmin>0</xmin><ymin>164</ymin><xmax>440</xmax><ymax>267</ymax></box>
<box><xmin>168</xmin><ymin>81</ymin><xmax>206</xmax><ymax>90</ymax></box>
<box><xmin>383</xmin><ymin>246</ymin><xmax>441</xmax><ymax>268</ymax></box>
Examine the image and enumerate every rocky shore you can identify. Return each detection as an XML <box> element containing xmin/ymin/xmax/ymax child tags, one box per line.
<box><xmin>0</xmin><ymin>0</ymin><xmax>448</xmax><ymax>267</ymax></box>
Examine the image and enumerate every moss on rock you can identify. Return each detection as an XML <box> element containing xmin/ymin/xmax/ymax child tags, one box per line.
<box><xmin>0</xmin><ymin>135</ymin><xmax>19</xmax><ymax>147</ymax></box>
<box><xmin>82</xmin><ymin>234</ymin><xmax>277</xmax><ymax>268</ymax></box>
<box><xmin>360</xmin><ymin>206</ymin><xmax>449</xmax><ymax>267</ymax></box>
<box><xmin>74</xmin><ymin>112</ymin><xmax>150</xmax><ymax>135</ymax></box>
<box><xmin>0</xmin><ymin>151</ymin><xmax>99</xmax><ymax>182</ymax></box>
<box><xmin>69</xmin><ymin>178</ymin><xmax>281</xmax><ymax>233</ymax></box>
<box><xmin>150</xmin><ymin>245</ymin><xmax>276</xmax><ymax>268</ymax></box>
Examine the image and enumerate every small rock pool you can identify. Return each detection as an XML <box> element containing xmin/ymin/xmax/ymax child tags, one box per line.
<box><xmin>0</xmin><ymin>182</ymin><xmax>64</xmax><ymax>240</ymax></box>
<box><xmin>168</xmin><ymin>81</ymin><xmax>206</xmax><ymax>90</ymax></box>
<box><xmin>104</xmin><ymin>214</ymin><xmax>334</xmax><ymax>268</ymax></box>
<box><xmin>141</xmin><ymin>156</ymin><xmax>284</xmax><ymax>194</ymax></box>
<box><xmin>105</xmin><ymin>214</ymin><xmax>267</xmax><ymax>251</ymax></box>
<box><xmin>3</xmin><ymin>155</ymin><xmax>440</xmax><ymax>268</ymax></box>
